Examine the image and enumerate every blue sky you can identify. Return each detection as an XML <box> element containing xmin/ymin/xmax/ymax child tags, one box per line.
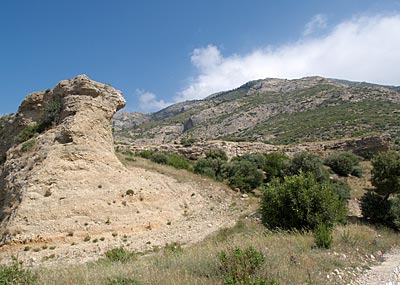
<box><xmin>1</xmin><ymin>0</ymin><xmax>400</xmax><ymax>115</ymax></box>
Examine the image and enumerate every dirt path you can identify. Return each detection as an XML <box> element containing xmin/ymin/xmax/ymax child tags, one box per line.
<box><xmin>352</xmin><ymin>248</ymin><xmax>400</xmax><ymax>284</ymax></box>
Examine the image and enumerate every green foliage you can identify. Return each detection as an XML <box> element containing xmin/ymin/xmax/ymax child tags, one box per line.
<box><xmin>21</xmin><ymin>139</ymin><xmax>36</xmax><ymax>152</ymax></box>
<box><xmin>262</xmin><ymin>152</ymin><xmax>291</xmax><ymax>181</ymax></box>
<box><xmin>16</xmin><ymin>96</ymin><xmax>63</xmax><ymax>143</ymax></box>
<box><xmin>361</xmin><ymin>191</ymin><xmax>400</xmax><ymax>230</ymax></box>
<box><xmin>371</xmin><ymin>150</ymin><xmax>400</xmax><ymax>197</ymax></box>
<box><xmin>221</xmin><ymin>160</ymin><xmax>264</xmax><ymax>192</ymax></box>
<box><xmin>261</xmin><ymin>172</ymin><xmax>346</xmax><ymax>230</ymax></box>
<box><xmin>17</xmin><ymin>124</ymin><xmax>39</xmax><ymax>142</ymax></box>
<box><xmin>313</xmin><ymin>223</ymin><xmax>333</xmax><ymax>249</ymax></box>
<box><xmin>194</xmin><ymin>157</ymin><xmax>224</xmax><ymax>180</ymax></box>
<box><xmin>103</xmin><ymin>247</ymin><xmax>137</xmax><ymax>263</ymax></box>
<box><xmin>164</xmin><ymin>152</ymin><xmax>192</xmax><ymax>170</ymax></box>
<box><xmin>107</xmin><ymin>276</ymin><xmax>141</xmax><ymax>285</ymax></box>
<box><xmin>136</xmin><ymin>150</ymin><xmax>192</xmax><ymax>170</ymax></box>
<box><xmin>149</xmin><ymin>152</ymin><xmax>168</xmax><ymax>164</ymax></box>
<box><xmin>330</xmin><ymin>179</ymin><xmax>351</xmax><ymax>201</ymax></box>
<box><xmin>136</xmin><ymin>150</ymin><xmax>154</xmax><ymax>159</ymax></box>
<box><xmin>180</xmin><ymin>137</ymin><xmax>197</xmax><ymax>147</ymax></box>
<box><xmin>0</xmin><ymin>260</ymin><xmax>37</xmax><ymax>285</ymax></box>
<box><xmin>164</xmin><ymin>242</ymin><xmax>183</xmax><ymax>255</ymax></box>
<box><xmin>324</xmin><ymin>152</ymin><xmax>361</xmax><ymax>177</ymax></box>
<box><xmin>218</xmin><ymin>247</ymin><xmax>271</xmax><ymax>285</ymax></box>
<box><xmin>205</xmin><ymin>148</ymin><xmax>228</xmax><ymax>161</ymax></box>
<box><xmin>289</xmin><ymin>152</ymin><xmax>329</xmax><ymax>182</ymax></box>
<box><xmin>350</xmin><ymin>165</ymin><xmax>364</xmax><ymax>178</ymax></box>
<box><xmin>39</xmin><ymin>98</ymin><xmax>62</xmax><ymax>130</ymax></box>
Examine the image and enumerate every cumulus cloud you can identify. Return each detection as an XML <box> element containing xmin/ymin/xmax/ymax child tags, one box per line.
<box><xmin>175</xmin><ymin>14</ymin><xmax>400</xmax><ymax>102</ymax></box>
<box><xmin>303</xmin><ymin>14</ymin><xmax>327</xmax><ymax>36</ymax></box>
<box><xmin>137</xmin><ymin>89</ymin><xmax>172</xmax><ymax>112</ymax></box>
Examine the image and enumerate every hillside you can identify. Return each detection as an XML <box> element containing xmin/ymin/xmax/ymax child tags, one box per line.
<box><xmin>113</xmin><ymin>76</ymin><xmax>400</xmax><ymax>145</ymax></box>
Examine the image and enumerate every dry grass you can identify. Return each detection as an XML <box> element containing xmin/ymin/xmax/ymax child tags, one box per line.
<box><xmin>35</xmin><ymin>219</ymin><xmax>400</xmax><ymax>285</ymax></box>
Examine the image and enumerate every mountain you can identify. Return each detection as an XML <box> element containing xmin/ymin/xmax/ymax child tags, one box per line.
<box><xmin>113</xmin><ymin>76</ymin><xmax>400</xmax><ymax>145</ymax></box>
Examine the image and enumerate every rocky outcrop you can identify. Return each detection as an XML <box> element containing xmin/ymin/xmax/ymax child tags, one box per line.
<box><xmin>0</xmin><ymin>75</ymin><xmax>239</xmax><ymax>267</ymax></box>
<box><xmin>0</xmin><ymin>75</ymin><xmax>126</xmax><ymax>244</ymax></box>
<box><xmin>116</xmin><ymin>135</ymin><xmax>392</xmax><ymax>160</ymax></box>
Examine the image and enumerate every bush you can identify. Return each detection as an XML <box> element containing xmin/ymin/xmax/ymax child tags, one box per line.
<box><xmin>218</xmin><ymin>247</ymin><xmax>266</xmax><ymax>285</ymax></box>
<box><xmin>262</xmin><ymin>152</ymin><xmax>291</xmax><ymax>181</ymax></box>
<box><xmin>324</xmin><ymin>152</ymin><xmax>361</xmax><ymax>177</ymax></box>
<box><xmin>165</xmin><ymin>153</ymin><xmax>192</xmax><ymax>170</ymax></box>
<box><xmin>261</xmin><ymin>172</ymin><xmax>346</xmax><ymax>230</ymax></box>
<box><xmin>0</xmin><ymin>261</ymin><xmax>37</xmax><ymax>284</ymax></box>
<box><xmin>150</xmin><ymin>152</ymin><xmax>168</xmax><ymax>164</ymax></box>
<box><xmin>104</xmin><ymin>247</ymin><xmax>137</xmax><ymax>263</ymax></box>
<box><xmin>194</xmin><ymin>157</ymin><xmax>225</xmax><ymax>180</ymax></box>
<box><xmin>205</xmin><ymin>148</ymin><xmax>228</xmax><ymax>161</ymax></box>
<box><xmin>361</xmin><ymin>191</ymin><xmax>400</xmax><ymax>230</ymax></box>
<box><xmin>180</xmin><ymin>137</ymin><xmax>197</xmax><ymax>147</ymax></box>
<box><xmin>330</xmin><ymin>179</ymin><xmax>351</xmax><ymax>201</ymax></box>
<box><xmin>17</xmin><ymin>124</ymin><xmax>39</xmax><ymax>142</ymax></box>
<box><xmin>289</xmin><ymin>152</ymin><xmax>329</xmax><ymax>182</ymax></box>
<box><xmin>360</xmin><ymin>191</ymin><xmax>392</xmax><ymax>225</ymax></box>
<box><xmin>221</xmin><ymin>160</ymin><xmax>264</xmax><ymax>192</ymax></box>
<box><xmin>371</xmin><ymin>150</ymin><xmax>400</xmax><ymax>197</ymax></box>
<box><xmin>314</xmin><ymin>223</ymin><xmax>333</xmax><ymax>249</ymax></box>
<box><xmin>21</xmin><ymin>139</ymin><xmax>36</xmax><ymax>152</ymax></box>
<box><xmin>136</xmin><ymin>150</ymin><xmax>155</xmax><ymax>159</ymax></box>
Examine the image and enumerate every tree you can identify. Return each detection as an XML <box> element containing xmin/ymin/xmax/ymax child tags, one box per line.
<box><xmin>260</xmin><ymin>172</ymin><xmax>346</xmax><ymax>230</ymax></box>
<box><xmin>371</xmin><ymin>150</ymin><xmax>400</xmax><ymax>199</ymax></box>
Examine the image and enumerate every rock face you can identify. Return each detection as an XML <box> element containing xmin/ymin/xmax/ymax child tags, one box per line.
<box><xmin>0</xmin><ymin>75</ymin><xmax>126</xmax><ymax>244</ymax></box>
<box><xmin>0</xmin><ymin>75</ymin><xmax>238</xmax><ymax>267</ymax></box>
<box><xmin>116</xmin><ymin>135</ymin><xmax>392</xmax><ymax>160</ymax></box>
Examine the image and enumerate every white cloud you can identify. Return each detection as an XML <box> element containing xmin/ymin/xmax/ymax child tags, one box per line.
<box><xmin>137</xmin><ymin>89</ymin><xmax>172</xmax><ymax>112</ymax></box>
<box><xmin>303</xmin><ymin>14</ymin><xmax>327</xmax><ymax>36</ymax></box>
<box><xmin>175</xmin><ymin>14</ymin><xmax>400</xmax><ymax>102</ymax></box>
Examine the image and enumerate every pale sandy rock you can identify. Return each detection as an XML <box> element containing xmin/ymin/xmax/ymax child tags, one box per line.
<box><xmin>0</xmin><ymin>75</ymin><xmax>240</xmax><ymax>266</ymax></box>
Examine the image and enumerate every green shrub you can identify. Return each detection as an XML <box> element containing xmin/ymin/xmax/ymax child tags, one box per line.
<box><xmin>371</xmin><ymin>150</ymin><xmax>400</xmax><ymax>197</ymax></box>
<box><xmin>218</xmin><ymin>247</ymin><xmax>266</xmax><ymax>285</ymax></box>
<box><xmin>262</xmin><ymin>152</ymin><xmax>291</xmax><ymax>181</ymax></box>
<box><xmin>330</xmin><ymin>179</ymin><xmax>351</xmax><ymax>201</ymax></box>
<box><xmin>194</xmin><ymin>157</ymin><xmax>224</xmax><ymax>180</ymax></box>
<box><xmin>361</xmin><ymin>191</ymin><xmax>400</xmax><ymax>230</ymax></box>
<box><xmin>351</xmin><ymin>165</ymin><xmax>364</xmax><ymax>177</ymax></box>
<box><xmin>104</xmin><ymin>247</ymin><xmax>137</xmax><ymax>263</ymax></box>
<box><xmin>324</xmin><ymin>152</ymin><xmax>361</xmax><ymax>177</ymax></box>
<box><xmin>314</xmin><ymin>223</ymin><xmax>333</xmax><ymax>249</ymax></box>
<box><xmin>261</xmin><ymin>172</ymin><xmax>346</xmax><ymax>230</ymax></box>
<box><xmin>150</xmin><ymin>152</ymin><xmax>168</xmax><ymax>164</ymax></box>
<box><xmin>17</xmin><ymin>124</ymin><xmax>39</xmax><ymax>142</ymax></box>
<box><xmin>166</xmin><ymin>153</ymin><xmax>192</xmax><ymax>170</ymax></box>
<box><xmin>136</xmin><ymin>150</ymin><xmax>155</xmax><ymax>159</ymax></box>
<box><xmin>289</xmin><ymin>152</ymin><xmax>329</xmax><ymax>182</ymax></box>
<box><xmin>205</xmin><ymin>148</ymin><xmax>228</xmax><ymax>161</ymax></box>
<box><xmin>180</xmin><ymin>137</ymin><xmax>197</xmax><ymax>147</ymax></box>
<box><xmin>21</xmin><ymin>139</ymin><xmax>36</xmax><ymax>152</ymax></box>
<box><xmin>0</xmin><ymin>261</ymin><xmax>37</xmax><ymax>284</ymax></box>
<box><xmin>360</xmin><ymin>191</ymin><xmax>392</xmax><ymax>225</ymax></box>
<box><xmin>221</xmin><ymin>160</ymin><xmax>264</xmax><ymax>192</ymax></box>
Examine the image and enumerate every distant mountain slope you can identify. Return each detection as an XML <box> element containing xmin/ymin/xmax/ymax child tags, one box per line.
<box><xmin>113</xmin><ymin>76</ymin><xmax>400</xmax><ymax>145</ymax></box>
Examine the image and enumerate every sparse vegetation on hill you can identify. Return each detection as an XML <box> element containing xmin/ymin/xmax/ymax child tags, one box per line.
<box><xmin>113</xmin><ymin>77</ymin><xmax>400</xmax><ymax>145</ymax></box>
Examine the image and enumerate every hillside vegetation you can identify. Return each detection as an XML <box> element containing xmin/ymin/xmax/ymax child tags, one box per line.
<box><xmin>113</xmin><ymin>76</ymin><xmax>400</xmax><ymax>145</ymax></box>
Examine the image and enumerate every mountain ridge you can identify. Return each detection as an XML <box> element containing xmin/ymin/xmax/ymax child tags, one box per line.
<box><xmin>113</xmin><ymin>76</ymin><xmax>400</xmax><ymax>145</ymax></box>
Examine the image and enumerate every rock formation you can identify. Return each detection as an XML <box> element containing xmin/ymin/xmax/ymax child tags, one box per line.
<box><xmin>0</xmin><ymin>75</ymin><xmax>236</xmax><ymax>263</ymax></box>
<box><xmin>0</xmin><ymin>75</ymin><xmax>126</xmax><ymax>244</ymax></box>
